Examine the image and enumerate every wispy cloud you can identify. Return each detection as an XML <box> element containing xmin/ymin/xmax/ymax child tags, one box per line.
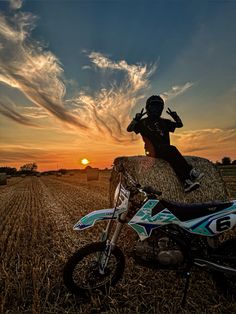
<box><xmin>0</xmin><ymin>101</ymin><xmax>38</xmax><ymax>127</ymax></box>
<box><xmin>0</xmin><ymin>11</ymin><xmax>87</xmax><ymax>130</ymax></box>
<box><xmin>160</xmin><ymin>82</ymin><xmax>194</xmax><ymax>101</ymax></box>
<box><xmin>22</xmin><ymin>106</ymin><xmax>49</xmax><ymax>119</ymax></box>
<box><xmin>9</xmin><ymin>0</ymin><xmax>23</xmax><ymax>10</ymax></box>
<box><xmin>0</xmin><ymin>10</ymin><xmax>154</xmax><ymax>139</ymax></box>
<box><xmin>173</xmin><ymin>128</ymin><xmax>236</xmax><ymax>159</ymax></box>
<box><xmin>68</xmin><ymin>52</ymin><xmax>157</xmax><ymax>143</ymax></box>
<box><xmin>0</xmin><ymin>7</ymin><xmax>194</xmax><ymax>145</ymax></box>
<box><xmin>88</xmin><ymin>51</ymin><xmax>157</xmax><ymax>92</ymax></box>
<box><xmin>72</xmin><ymin>56</ymin><xmax>193</xmax><ymax>143</ymax></box>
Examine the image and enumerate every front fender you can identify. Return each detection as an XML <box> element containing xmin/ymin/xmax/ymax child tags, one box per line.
<box><xmin>73</xmin><ymin>208</ymin><xmax>122</xmax><ymax>231</ymax></box>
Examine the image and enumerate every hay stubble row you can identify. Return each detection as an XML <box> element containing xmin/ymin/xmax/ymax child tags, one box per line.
<box><xmin>0</xmin><ymin>173</ymin><xmax>236</xmax><ymax>313</ymax></box>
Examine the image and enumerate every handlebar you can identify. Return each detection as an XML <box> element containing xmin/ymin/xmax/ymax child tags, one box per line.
<box><xmin>115</xmin><ymin>169</ymin><xmax>162</xmax><ymax>196</ymax></box>
<box><xmin>114</xmin><ymin>165</ymin><xmax>162</xmax><ymax>196</ymax></box>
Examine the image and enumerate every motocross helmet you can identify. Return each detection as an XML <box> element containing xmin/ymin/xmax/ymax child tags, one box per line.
<box><xmin>146</xmin><ymin>95</ymin><xmax>164</xmax><ymax>118</ymax></box>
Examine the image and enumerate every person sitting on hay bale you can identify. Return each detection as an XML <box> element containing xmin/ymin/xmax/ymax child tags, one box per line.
<box><xmin>127</xmin><ymin>95</ymin><xmax>204</xmax><ymax>193</ymax></box>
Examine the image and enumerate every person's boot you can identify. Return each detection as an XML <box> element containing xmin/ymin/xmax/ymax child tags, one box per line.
<box><xmin>189</xmin><ymin>168</ymin><xmax>204</xmax><ymax>182</ymax></box>
<box><xmin>184</xmin><ymin>179</ymin><xmax>200</xmax><ymax>193</ymax></box>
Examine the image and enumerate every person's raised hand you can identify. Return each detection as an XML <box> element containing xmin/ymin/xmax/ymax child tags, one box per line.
<box><xmin>166</xmin><ymin>107</ymin><xmax>178</xmax><ymax>119</ymax></box>
<box><xmin>134</xmin><ymin>108</ymin><xmax>145</xmax><ymax>121</ymax></box>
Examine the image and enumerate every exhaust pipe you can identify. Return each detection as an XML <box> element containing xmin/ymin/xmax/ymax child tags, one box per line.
<box><xmin>194</xmin><ymin>258</ymin><xmax>236</xmax><ymax>277</ymax></box>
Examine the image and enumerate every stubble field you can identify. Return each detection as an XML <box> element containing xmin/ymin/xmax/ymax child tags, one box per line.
<box><xmin>1</xmin><ymin>171</ymin><xmax>236</xmax><ymax>314</ymax></box>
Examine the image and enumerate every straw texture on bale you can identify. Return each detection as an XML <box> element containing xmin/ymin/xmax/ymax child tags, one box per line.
<box><xmin>109</xmin><ymin>156</ymin><xmax>229</xmax><ymax>205</ymax></box>
<box><xmin>0</xmin><ymin>173</ymin><xmax>7</xmax><ymax>185</ymax></box>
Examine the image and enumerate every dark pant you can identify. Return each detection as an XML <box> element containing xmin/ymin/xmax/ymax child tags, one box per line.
<box><xmin>154</xmin><ymin>145</ymin><xmax>192</xmax><ymax>183</ymax></box>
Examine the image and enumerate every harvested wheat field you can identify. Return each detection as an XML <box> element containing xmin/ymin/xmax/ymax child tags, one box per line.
<box><xmin>1</xmin><ymin>169</ymin><xmax>236</xmax><ymax>314</ymax></box>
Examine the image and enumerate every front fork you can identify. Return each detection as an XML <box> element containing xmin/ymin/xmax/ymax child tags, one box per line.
<box><xmin>98</xmin><ymin>212</ymin><xmax>127</xmax><ymax>274</ymax></box>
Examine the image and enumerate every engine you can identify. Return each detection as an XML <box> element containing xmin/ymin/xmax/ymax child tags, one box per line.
<box><xmin>134</xmin><ymin>236</ymin><xmax>184</xmax><ymax>266</ymax></box>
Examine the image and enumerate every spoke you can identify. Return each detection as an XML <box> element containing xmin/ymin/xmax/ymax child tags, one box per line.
<box><xmin>72</xmin><ymin>251</ymin><xmax>118</xmax><ymax>290</ymax></box>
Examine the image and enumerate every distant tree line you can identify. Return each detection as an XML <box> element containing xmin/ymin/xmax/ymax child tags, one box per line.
<box><xmin>0</xmin><ymin>166</ymin><xmax>17</xmax><ymax>175</ymax></box>
<box><xmin>215</xmin><ymin>157</ymin><xmax>236</xmax><ymax>166</ymax></box>
<box><xmin>0</xmin><ymin>164</ymin><xmax>74</xmax><ymax>176</ymax></box>
<box><xmin>0</xmin><ymin>163</ymin><xmax>38</xmax><ymax>176</ymax></box>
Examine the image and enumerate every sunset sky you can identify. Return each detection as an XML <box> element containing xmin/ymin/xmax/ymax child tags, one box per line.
<box><xmin>0</xmin><ymin>0</ymin><xmax>235</xmax><ymax>171</ymax></box>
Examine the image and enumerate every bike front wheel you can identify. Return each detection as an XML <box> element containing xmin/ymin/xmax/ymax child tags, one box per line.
<box><xmin>63</xmin><ymin>242</ymin><xmax>125</xmax><ymax>297</ymax></box>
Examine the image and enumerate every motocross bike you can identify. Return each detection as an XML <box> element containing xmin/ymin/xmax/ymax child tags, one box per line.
<box><xmin>63</xmin><ymin>168</ymin><xmax>236</xmax><ymax>304</ymax></box>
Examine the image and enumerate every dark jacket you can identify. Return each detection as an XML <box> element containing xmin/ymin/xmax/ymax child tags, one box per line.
<box><xmin>127</xmin><ymin>115</ymin><xmax>183</xmax><ymax>157</ymax></box>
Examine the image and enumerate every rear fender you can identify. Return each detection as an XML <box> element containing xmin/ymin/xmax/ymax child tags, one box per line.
<box><xmin>73</xmin><ymin>208</ymin><xmax>125</xmax><ymax>231</ymax></box>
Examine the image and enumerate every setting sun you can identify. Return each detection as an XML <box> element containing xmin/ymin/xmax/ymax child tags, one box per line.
<box><xmin>81</xmin><ymin>158</ymin><xmax>90</xmax><ymax>166</ymax></box>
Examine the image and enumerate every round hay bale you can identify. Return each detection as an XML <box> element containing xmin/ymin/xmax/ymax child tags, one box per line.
<box><xmin>0</xmin><ymin>173</ymin><xmax>7</xmax><ymax>185</ymax></box>
<box><xmin>86</xmin><ymin>168</ymin><xmax>99</xmax><ymax>181</ymax></box>
<box><xmin>109</xmin><ymin>156</ymin><xmax>229</xmax><ymax>205</ymax></box>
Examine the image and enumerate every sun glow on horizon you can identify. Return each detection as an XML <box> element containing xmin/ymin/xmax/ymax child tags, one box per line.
<box><xmin>81</xmin><ymin>158</ymin><xmax>90</xmax><ymax>166</ymax></box>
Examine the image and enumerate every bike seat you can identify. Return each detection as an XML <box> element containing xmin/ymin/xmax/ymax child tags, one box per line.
<box><xmin>158</xmin><ymin>199</ymin><xmax>233</xmax><ymax>221</ymax></box>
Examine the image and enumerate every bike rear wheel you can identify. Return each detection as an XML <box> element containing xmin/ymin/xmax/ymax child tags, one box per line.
<box><xmin>63</xmin><ymin>242</ymin><xmax>125</xmax><ymax>297</ymax></box>
<box><xmin>212</xmin><ymin>238</ymin><xmax>236</xmax><ymax>299</ymax></box>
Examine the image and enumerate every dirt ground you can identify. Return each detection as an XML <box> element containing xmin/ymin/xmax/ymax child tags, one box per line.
<box><xmin>0</xmin><ymin>172</ymin><xmax>236</xmax><ymax>313</ymax></box>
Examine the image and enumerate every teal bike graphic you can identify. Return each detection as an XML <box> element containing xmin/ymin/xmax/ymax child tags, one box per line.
<box><xmin>63</xmin><ymin>169</ymin><xmax>236</xmax><ymax>305</ymax></box>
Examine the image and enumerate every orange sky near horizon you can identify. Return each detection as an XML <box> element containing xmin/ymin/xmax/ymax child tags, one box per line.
<box><xmin>2</xmin><ymin>128</ymin><xmax>235</xmax><ymax>172</ymax></box>
<box><xmin>1</xmin><ymin>102</ymin><xmax>236</xmax><ymax>172</ymax></box>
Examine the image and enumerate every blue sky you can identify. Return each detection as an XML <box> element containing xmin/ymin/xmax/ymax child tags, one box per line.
<box><xmin>24</xmin><ymin>0</ymin><xmax>236</xmax><ymax>127</ymax></box>
<box><xmin>0</xmin><ymin>0</ymin><xmax>235</xmax><ymax>169</ymax></box>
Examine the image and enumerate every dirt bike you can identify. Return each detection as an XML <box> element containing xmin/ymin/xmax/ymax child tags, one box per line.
<box><xmin>63</xmin><ymin>168</ymin><xmax>236</xmax><ymax>305</ymax></box>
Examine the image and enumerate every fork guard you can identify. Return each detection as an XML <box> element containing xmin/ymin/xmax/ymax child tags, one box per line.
<box><xmin>73</xmin><ymin>208</ymin><xmax>123</xmax><ymax>231</ymax></box>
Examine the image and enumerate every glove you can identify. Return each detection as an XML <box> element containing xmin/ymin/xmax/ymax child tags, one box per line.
<box><xmin>166</xmin><ymin>107</ymin><xmax>178</xmax><ymax>120</ymax></box>
<box><xmin>134</xmin><ymin>108</ymin><xmax>144</xmax><ymax>121</ymax></box>
<box><xmin>166</xmin><ymin>107</ymin><xmax>183</xmax><ymax>127</ymax></box>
